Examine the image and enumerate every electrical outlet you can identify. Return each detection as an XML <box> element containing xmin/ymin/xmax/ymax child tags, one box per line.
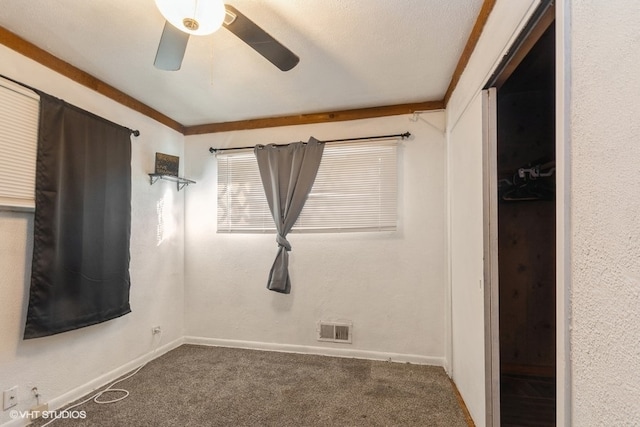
<box><xmin>3</xmin><ymin>386</ymin><xmax>18</xmax><ymax>410</ymax></box>
<box><xmin>152</xmin><ymin>326</ymin><xmax>162</xmax><ymax>335</ymax></box>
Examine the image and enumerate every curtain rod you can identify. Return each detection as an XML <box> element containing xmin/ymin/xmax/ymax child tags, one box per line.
<box><xmin>208</xmin><ymin>132</ymin><xmax>411</xmax><ymax>154</ymax></box>
<box><xmin>0</xmin><ymin>73</ymin><xmax>140</xmax><ymax>137</ymax></box>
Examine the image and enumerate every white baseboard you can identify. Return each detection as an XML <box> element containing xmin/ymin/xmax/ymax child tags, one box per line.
<box><xmin>184</xmin><ymin>336</ymin><xmax>445</xmax><ymax>366</ymax></box>
<box><xmin>49</xmin><ymin>336</ymin><xmax>184</xmax><ymax>409</ymax></box>
<box><xmin>1</xmin><ymin>337</ymin><xmax>184</xmax><ymax>427</ymax></box>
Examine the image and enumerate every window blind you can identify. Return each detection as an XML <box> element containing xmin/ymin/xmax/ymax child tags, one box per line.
<box><xmin>217</xmin><ymin>149</ymin><xmax>273</xmax><ymax>232</ymax></box>
<box><xmin>0</xmin><ymin>78</ymin><xmax>39</xmax><ymax>210</ymax></box>
<box><xmin>217</xmin><ymin>140</ymin><xmax>397</xmax><ymax>233</ymax></box>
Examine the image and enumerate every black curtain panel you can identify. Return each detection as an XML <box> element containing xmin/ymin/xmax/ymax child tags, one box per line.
<box><xmin>24</xmin><ymin>93</ymin><xmax>132</xmax><ymax>339</ymax></box>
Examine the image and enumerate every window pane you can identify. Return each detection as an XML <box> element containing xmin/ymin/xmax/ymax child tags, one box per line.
<box><xmin>297</xmin><ymin>141</ymin><xmax>397</xmax><ymax>232</ymax></box>
<box><xmin>0</xmin><ymin>78</ymin><xmax>39</xmax><ymax>210</ymax></box>
<box><xmin>216</xmin><ymin>140</ymin><xmax>397</xmax><ymax>233</ymax></box>
<box><xmin>217</xmin><ymin>151</ymin><xmax>274</xmax><ymax>232</ymax></box>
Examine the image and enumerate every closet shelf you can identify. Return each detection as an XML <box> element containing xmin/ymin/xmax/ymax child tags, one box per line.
<box><xmin>148</xmin><ymin>173</ymin><xmax>195</xmax><ymax>191</ymax></box>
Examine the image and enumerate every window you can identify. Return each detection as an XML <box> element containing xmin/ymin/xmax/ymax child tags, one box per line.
<box><xmin>217</xmin><ymin>140</ymin><xmax>397</xmax><ymax>233</ymax></box>
<box><xmin>0</xmin><ymin>77</ymin><xmax>40</xmax><ymax>210</ymax></box>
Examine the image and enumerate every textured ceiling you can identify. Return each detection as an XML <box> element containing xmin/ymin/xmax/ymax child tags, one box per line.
<box><xmin>0</xmin><ymin>0</ymin><xmax>484</xmax><ymax>127</ymax></box>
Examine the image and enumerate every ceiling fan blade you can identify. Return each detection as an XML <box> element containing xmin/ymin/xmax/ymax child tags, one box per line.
<box><xmin>223</xmin><ymin>5</ymin><xmax>299</xmax><ymax>72</ymax></box>
<box><xmin>154</xmin><ymin>21</ymin><xmax>190</xmax><ymax>71</ymax></box>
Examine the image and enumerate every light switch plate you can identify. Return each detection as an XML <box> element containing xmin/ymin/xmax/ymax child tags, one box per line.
<box><xmin>3</xmin><ymin>386</ymin><xmax>18</xmax><ymax>410</ymax></box>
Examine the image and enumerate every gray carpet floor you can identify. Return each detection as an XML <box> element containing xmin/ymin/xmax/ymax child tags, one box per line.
<box><xmin>33</xmin><ymin>345</ymin><xmax>470</xmax><ymax>426</ymax></box>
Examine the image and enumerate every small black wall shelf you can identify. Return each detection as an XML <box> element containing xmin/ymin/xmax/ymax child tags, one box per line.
<box><xmin>148</xmin><ymin>173</ymin><xmax>196</xmax><ymax>191</ymax></box>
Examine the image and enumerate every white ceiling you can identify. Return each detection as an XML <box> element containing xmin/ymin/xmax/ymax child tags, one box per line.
<box><xmin>0</xmin><ymin>0</ymin><xmax>484</xmax><ymax>127</ymax></box>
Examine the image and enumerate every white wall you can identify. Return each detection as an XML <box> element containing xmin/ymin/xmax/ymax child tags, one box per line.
<box><xmin>0</xmin><ymin>46</ymin><xmax>185</xmax><ymax>426</ymax></box>
<box><xmin>568</xmin><ymin>0</ymin><xmax>640</xmax><ymax>423</ymax></box>
<box><xmin>184</xmin><ymin>114</ymin><xmax>446</xmax><ymax>364</ymax></box>
<box><xmin>445</xmin><ymin>1</ymin><xmax>539</xmax><ymax>425</ymax></box>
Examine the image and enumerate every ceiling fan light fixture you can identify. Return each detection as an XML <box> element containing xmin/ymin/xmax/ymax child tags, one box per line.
<box><xmin>154</xmin><ymin>0</ymin><xmax>225</xmax><ymax>36</ymax></box>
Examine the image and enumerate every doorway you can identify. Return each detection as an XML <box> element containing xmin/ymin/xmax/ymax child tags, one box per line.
<box><xmin>496</xmin><ymin>22</ymin><xmax>556</xmax><ymax>426</ymax></box>
<box><xmin>483</xmin><ymin>5</ymin><xmax>557</xmax><ymax>425</ymax></box>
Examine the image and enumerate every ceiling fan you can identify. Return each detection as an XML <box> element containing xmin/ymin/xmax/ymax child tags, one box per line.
<box><xmin>153</xmin><ymin>0</ymin><xmax>299</xmax><ymax>72</ymax></box>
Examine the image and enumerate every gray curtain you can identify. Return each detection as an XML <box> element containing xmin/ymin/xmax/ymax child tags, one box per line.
<box><xmin>24</xmin><ymin>93</ymin><xmax>132</xmax><ymax>339</ymax></box>
<box><xmin>254</xmin><ymin>137</ymin><xmax>324</xmax><ymax>294</ymax></box>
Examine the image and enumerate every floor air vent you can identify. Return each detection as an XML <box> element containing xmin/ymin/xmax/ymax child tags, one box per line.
<box><xmin>317</xmin><ymin>322</ymin><xmax>352</xmax><ymax>343</ymax></box>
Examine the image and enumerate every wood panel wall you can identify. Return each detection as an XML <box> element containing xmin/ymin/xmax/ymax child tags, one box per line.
<box><xmin>497</xmin><ymin>88</ymin><xmax>556</xmax><ymax>375</ymax></box>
